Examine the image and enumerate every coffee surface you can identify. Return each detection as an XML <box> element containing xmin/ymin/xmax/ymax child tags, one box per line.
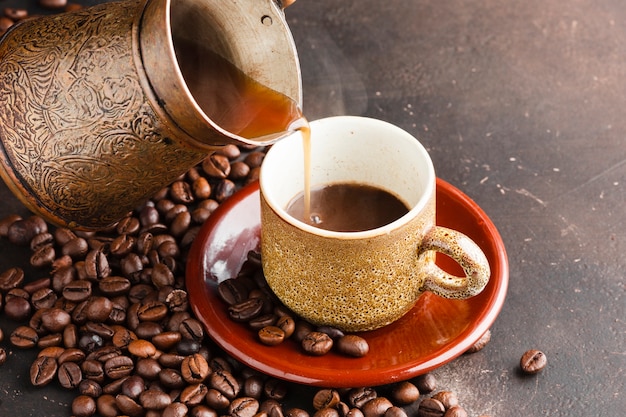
<box><xmin>286</xmin><ymin>183</ymin><xmax>410</xmax><ymax>232</ymax></box>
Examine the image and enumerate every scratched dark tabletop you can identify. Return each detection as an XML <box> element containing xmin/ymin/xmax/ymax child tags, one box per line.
<box><xmin>0</xmin><ymin>0</ymin><xmax>624</xmax><ymax>416</ymax></box>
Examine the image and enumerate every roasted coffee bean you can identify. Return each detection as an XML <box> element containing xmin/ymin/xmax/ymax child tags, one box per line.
<box><xmin>10</xmin><ymin>325</ymin><xmax>39</xmax><ymax>348</ymax></box>
<box><xmin>361</xmin><ymin>397</ymin><xmax>393</xmax><ymax>417</ymax></box>
<box><xmin>115</xmin><ymin>393</ymin><xmax>144</xmax><ymax>416</ymax></box>
<box><xmin>165</xmin><ymin>289</ymin><xmax>188</xmax><ymax>312</ymax></box>
<box><xmin>317</xmin><ymin>326</ymin><xmax>345</xmax><ymax>340</ymax></box>
<box><xmin>105</xmin><ymin>355</ymin><xmax>134</xmax><ymax>379</ymax></box>
<box><xmin>179</xmin><ymin>317</ymin><xmax>205</xmax><ymax>341</ymax></box>
<box><xmin>229</xmin><ymin>161</ymin><xmax>251</xmax><ymax>180</ymax></box>
<box><xmin>99</xmin><ymin>276</ymin><xmax>131</xmax><ymax>296</ymax></box>
<box><xmin>72</xmin><ymin>394</ymin><xmax>97</xmax><ymax>417</ymax></box>
<box><xmin>0</xmin><ymin>267</ymin><xmax>25</xmax><ymax>291</ymax></box>
<box><xmin>520</xmin><ymin>349</ymin><xmax>547</xmax><ymax>374</ymax></box>
<box><xmin>78</xmin><ymin>379</ymin><xmax>103</xmax><ymax>398</ymax></box>
<box><xmin>275</xmin><ymin>315</ymin><xmax>295</xmax><ymax>338</ymax></box>
<box><xmin>205</xmin><ymin>387</ymin><xmax>231</xmax><ymax>409</ymax></box>
<box><xmin>244</xmin><ymin>151</ymin><xmax>265</xmax><ymax>168</ymax></box>
<box><xmin>218</xmin><ymin>278</ymin><xmax>250</xmax><ymax>305</ymax></box>
<box><xmin>163</xmin><ymin>402</ymin><xmax>189</xmax><ymax>417</ymax></box>
<box><xmin>302</xmin><ymin>332</ymin><xmax>333</xmax><ymax>356</ymax></box>
<box><xmin>58</xmin><ymin>361</ymin><xmax>83</xmax><ymax>389</ymax></box>
<box><xmin>140</xmin><ymin>388</ymin><xmax>174</xmax><ymax>410</ymax></box>
<box><xmin>390</xmin><ymin>381</ymin><xmax>419</xmax><ymax>405</ymax></box>
<box><xmin>30</xmin><ymin>231</ymin><xmax>54</xmax><ymax>251</ymax></box>
<box><xmin>159</xmin><ymin>367</ymin><xmax>186</xmax><ymax>389</ymax></box>
<box><xmin>229</xmin><ymin>396</ymin><xmax>260</xmax><ymax>417</ymax></box>
<box><xmin>170</xmin><ymin>180</ymin><xmax>194</xmax><ymax>204</ymax></box>
<box><xmin>180</xmin><ymin>382</ymin><xmax>209</xmax><ymax>405</ymax></box>
<box><xmin>415</xmin><ymin>373</ymin><xmax>438</xmax><ymax>394</ymax></box>
<box><xmin>443</xmin><ymin>406</ymin><xmax>468</xmax><ymax>417</ymax></box>
<box><xmin>7</xmin><ymin>216</ymin><xmax>45</xmax><ymax>245</ymax></box>
<box><xmin>431</xmin><ymin>391</ymin><xmax>459</xmax><ymax>409</ymax></box>
<box><xmin>337</xmin><ymin>335</ymin><xmax>369</xmax><ymax>357</ymax></box>
<box><xmin>38</xmin><ymin>333</ymin><xmax>63</xmax><ymax>348</ymax></box>
<box><xmin>84</xmin><ymin>249</ymin><xmax>112</xmax><ymax>279</ymax></box>
<box><xmin>112</xmin><ymin>326</ymin><xmax>137</xmax><ymax>349</ymax></box>
<box><xmin>210</xmin><ymin>369</ymin><xmax>240</xmax><ymax>399</ymax></box>
<box><xmin>63</xmin><ymin>237</ymin><xmax>89</xmax><ymax>258</ymax></box>
<box><xmin>384</xmin><ymin>407</ymin><xmax>408</xmax><ymax>417</ymax></box>
<box><xmin>137</xmin><ymin>300</ymin><xmax>168</xmax><ymax>322</ymax></box>
<box><xmin>0</xmin><ymin>214</ymin><xmax>21</xmax><ymax>236</ymax></box>
<box><xmin>258</xmin><ymin>326</ymin><xmax>285</xmax><ymax>346</ymax></box>
<box><xmin>41</xmin><ymin>307</ymin><xmax>72</xmax><ymax>332</ymax></box>
<box><xmin>30</xmin><ymin>287</ymin><xmax>57</xmax><ymax>309</ymax></box>
<box><xmin>151</xmin><ymin>262</ymin><xmax>175</xmax><ymax>289</ymax></box>
<box><xmin>348</xmin><ymin>387</ymin><xmax>377</xmax><ymax>409</ymax></box>
<box><xmin>58</xmin><ymin>347</ymin><xmax>86</xmax><ymax>364</ymax></box>
<box><xmin>62</xmin><ymin>279</ymin><xmax>93</xmax><ymax>302</ymax></box>
<box><xmin>132</xmin><ymin>357</ymin><xmax>160</xmax><ymax>381</ymax></box>
<box><xmin>96</xmin><ymin>394</ymin><xmax>121</xmax><ymax>417</ymax></box>
<box><xmin>181</xmin><ymin>353</ymin><xmax>211</xmax><ymax>383</ymax></box>
<box><xmin>465</xmin><ymin>329</ymin><xmax>491</xmax><ymax>354</ymax></box>
<box><xmin>249</xmin><ymin>313</ymin><xmax>278</xmax><ymax>330</ymax></box>
<box><xmin>30</xmin><ymin>355</ymin><xmax>58</xmax><ymax>386</ymax></box>
<box><xmin>203</xmin><ymin>153</ymin><xmax>230</xmax><ymax>178</ymax></box>
<box><xmin>313</xmin><ymin>389</ymin><xmax>341</xmax><ymax>410</ymax></box>
<box><xmin>293</xmin><ymin>320</ymin><xmax>315</xmax><ymax>342</ymax></box>
<box><xmin>85</xmin><ymin>296</ymin><xmax>114</xmax><ymax>322</ymax></box>
<box><xmin>30</xmin><ymin>244</ymin><xmax>56</xmax><ymax>267</ymax></box>
<box><xmin>128</xmin><ymin>339</ymin><xmax>157</xmax><ymax>358</ymax></box>
<box><xmin>243</xmin><ymin>374</ymin><xmax>265</xmax><ymax>399</ymax></box>
<box><xmin>417</xmin><ymin>398</ymin><xmax>445</xmax><ymax>417</ymax></box>
<box><xmin>121</xmin><ymin>375</ymin><xmax>146</xmax><ymax>399</ymax></box>
<box><xmin>78</xmin><ymin>333</ymin><xmax>104</xmax><ymax>353</ymax></box>
<box><xmin>214</xmin><ymin>179</ymin><xmax>236</xmax><ymax>202</ymax></box>
<box><xmin>4</xmin><ymin>296</ymin><xmax>32</xmax><ymax>322</ymax></box>
<box><xmin>63</xmin><ymin>323</ymin><xmax>79</xmax><ymax>348</ymax></box>
<box><xmin>263</xmin><ymin>378</ymin><xmax>288</xmax><ymax>401</ymax></box>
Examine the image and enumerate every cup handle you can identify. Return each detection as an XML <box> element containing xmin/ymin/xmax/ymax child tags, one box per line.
<box><xmin>418</xmin><ymin>226</ymin><xmax>490</xmax><ymax>299</ymax></box>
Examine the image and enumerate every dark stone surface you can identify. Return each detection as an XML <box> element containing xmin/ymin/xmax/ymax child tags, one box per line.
<box><xmin>0</xmin><ymin>0</ymin><xmax>624</xmax><ymax>416</ymax></box>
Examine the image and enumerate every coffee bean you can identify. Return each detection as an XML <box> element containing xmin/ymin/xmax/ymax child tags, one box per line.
<box><xmin>244</xmin><ymin>151</ymin><xmax>265</xmax><ymax>168</ymax></box>
<box><xmin>205</xmin><ymin>387</ymin><xmax>231</xmax><ymax>409</ymax></box>
<box><xmin>62</xmin><ymin>279</ymin><xmax>93</xmax><ymax>302</ymax></box>
<box><xmin>203</xmin><ymin>153</ymin><xmax>231</xmax><ymax>178</ymax></box>
<box><xmin>41</xmin><ymin>307</ymin><xmax>71</xmax><ymax>332</ymax></box>
<box><xmin>115</xmin><ymin>393</ymin><xmax>144</xmax><ymax>416</ymax></box>
<box><xmin>417</xmin><ymin>398</ymin><xmax>445</xmax><ymax>417</ymax></box>
<box><xmin>415</xmin><ymin>373</ymin><xmax>437</xmax><ymax>394</ymax></box>
<box><xmin>286</xmin><ymin>408</ymin><xmax>311</xmax><ymax>417</ymax></box>
<box><xmin>135</xmin><ymin>357</ymin><xmax>162</xmax><ymax>380</ymax></box>
<box><xmin>137</xmin><ymin>300</ymin><xmax>168</xmax><ymax>322</ymax></box>
<box><xmin>361</xmin><ymin>397</ymin><xmax>393</xmax><ymax>417</ymax></box>
<box><xmin>214</xmin><ymin>179</ymin><xmax>236</xmax><ymax>202</ymax></box>
<box><xmin>243</xmin><ymin>375</ymin><xmax>265</xmax><ymax>399</ymax></box>
<box><xmin>313</xmin><ymin>389</ymin><xmax>341</xmax><ymax>410</ymax></box>
<box><xmin>85</xmin><ymin>296</ymin><xmax>114</xmax><ymax>322</ymax></box>
<box><xmin>384</xmin><ymin>407</ymin><xmax>408</xmax><ymax>417</ymax></box>
<box><xmin>390</xmin><ymin>381</ymin><xmax>419</xmax><ymax>405</ymax></box>
<box><xmin>179</xmin><ymin>317</ymin><xmax>205</xmax><ymax>341</ymax></box>
<box><xmin>0</xmin><ymin>214</ymin><xmax>21</xmax><ymax>236</ymax></box>
<box><xmin>263</xmin><ymin>378</ymin><xmax>288</xmax><ymax>401</ymax></box>
<box><xmin>229</xmin><ymin>397</ymin><xmax>260</xmax><ymax>417</ymax></box>
<box><xmin>30</xmin><ymin>355</ymin><xmax>58</xmax><ymax>386</ymax></box>
<box><xmin>30</xmin><ymin>244</ymin><xmax>56</xmax><ymax>267</ymax></box>
<box><xmin>10</xmin><ymin>325</ymin><xmax>39</xmax><ymax>348</ymax></box>
<box><xmin>181</xmin><ymin>353</ymin><xmax>211</xmax><ymax>383</ymax></box>
<box><xmin>58</xmin><ymin>361</ymin><xmax>83</xmax><ymax>389</ymax></box>
<box><xmin>140</xmin><ymin>388</ymin><xmax>173</xmax><ymax>410</ymax></box>
<box><xmin>63</xmin><ymin>237</ymin><xmax>89</xmax><ymax>258</ymax></box>
<box><xmin>30</xmin><ymin>287</ymin><xmax>57</xmax><ymax>309</ymax></box>
<box><xmin>84</xmin><ymin>249</ymin><xmax>112</xmax><ymax>279</ymax></box>
<box><xmin>99</xmin><ymin>276</ymin><xmax>131</xmax><ymax>296</ymax></box>
<box><xmin>8</xmin><ymin>216</ymin><xmax>45</xmax><ymax>245</ymax></box>
<box><xmin>431</xmin><ymin>391</ymin><xmax>459</xmax><ymax>409</ymax></box>
<box><xmin>4</xmin><ymin>296</ymin><xmax>32</xmax><ymax>322</ymax></box>
<box><xmin>78</xmin><ymin>379</ymin><xmax>103</xmax><ymax>398</ymax></box>
<box><xmin>229</xmin><ymin>161</ymin><xmax>251</xmax><ymax>180</ymax></box>
<box><xmin>347</xmin><ymin>387</ymin><xmax>377</xmax><ymax>409</ymax></box>
<box><xmin>520</xmin><ymin>349</ymin><xmax>547</xmax><ymax>374</ymax></box>
<box><xmin>276</xmin><ymin>315</ymin><xmax>295</xmax><ymax>338</ymax></box>
<box><xmin>210</xmin><ymin>369</ymin><xmax>240</xmax><ymax>399</ymax></box>
<box><xmin>170</xmin><ymin>180</ymin><xmax>195</xmax><ymax>204</ymax></box>
<box><xmin>105</xmin><ymin>355</ymin><xmax>134</xmax><ymax>379</ymax></box>
<box><xmin>0</xmin><ymin>267</ymin><xmax>25</xmax><ymax>291</ymax></box>
<box><xmin>218</xmin><ymin>278</ymin><xmax>250</xmax><ymax>305</ymax></box>
<box><xmin>301</xmin><ymin>332</ymin><xmax>333</xmax><ymax>356</ymax></box>
<box><xmin>72</xmin><ymin>394</ymin><xmax>97</xmax><ymax>417</ymax></box>
<box><xmin>180</xmin><ymin>382</ymin><xmax>209</xmax><ymax>405</ymax></box>
<box><xmin>315</xmin><ymin>407</ymin><xmax>340</xmax><ymax>417</ymax></box>
<box><xmin>337</xmin><ymin>335</ymin><xmax>369</xmax><ymax>357</ymax></box>
<box><xmin>58</xmin><ymin>347</ymin><xmax>86</xmax><ymax>364</ymax></box>
<box><xmin>39</xmin><ymin>0</ymin><xmax>68</xmax><ymax>10</ymax></box>
<box><xmin>443</xmin><ymin>406</ymin><xmax>468</xmax><ymax>417</ymax></box>
<box><xmin>162</xmin><ymin>402</ymin><xmax>189</xmax><ymax>417</ymax></box>
<box><xmin>258</xmin><ymin>326</ymin><xmax>285</xmax><ymax>346</ymax></box>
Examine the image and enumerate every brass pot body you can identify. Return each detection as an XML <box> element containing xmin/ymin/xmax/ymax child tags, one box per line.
<box><xmin>0</xmin><ymin>0</ymin><xmax>301</xmax><ymax>229</ymax></box>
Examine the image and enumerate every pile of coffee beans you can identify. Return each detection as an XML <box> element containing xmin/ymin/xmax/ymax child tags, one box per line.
<box><xmin>0</xmin><ymin>141</ymin><xmax>504</xmax><ymax>416</ymax></box>
<box><xmin>218</xmin><ymin>254</ymin><xmax>369</xmax><ymax>358</ymax></box>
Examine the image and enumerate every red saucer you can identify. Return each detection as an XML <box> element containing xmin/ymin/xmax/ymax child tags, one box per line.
<box><xmin>186</xmin><ymin>179</ymin><xmax>508</xmax><ymax>387</ymax></box>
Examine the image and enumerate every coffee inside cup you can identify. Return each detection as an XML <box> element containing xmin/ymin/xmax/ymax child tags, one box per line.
<box><xmin>285</xmin><ymin>182</ymin><xmax>410</xmax><ymax>232</ymax></box>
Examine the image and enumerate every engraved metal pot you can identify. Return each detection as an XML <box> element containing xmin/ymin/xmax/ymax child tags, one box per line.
<box><xmin>0</xmin><ymin>0</ymin><xmax>301</xmax><ymax>229</ymax></box>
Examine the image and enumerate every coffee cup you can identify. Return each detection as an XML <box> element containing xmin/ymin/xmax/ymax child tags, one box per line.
<box><xmin>260</xmin><ymin>116</ymin><xmax>490</xmax><ymax>332</ymax></box>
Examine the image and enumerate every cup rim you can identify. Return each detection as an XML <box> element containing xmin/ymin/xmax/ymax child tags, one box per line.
<box><xmin>260</xmin><ymin>116</ymin><xmax>435</xmax><ymax>239</ymax></box>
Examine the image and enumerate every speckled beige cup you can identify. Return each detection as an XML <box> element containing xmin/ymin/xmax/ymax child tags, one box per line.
<box><xmin>260</xmin><ymin>116</ymin><xmax>490</xmax><ymax>332</ymax></box>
